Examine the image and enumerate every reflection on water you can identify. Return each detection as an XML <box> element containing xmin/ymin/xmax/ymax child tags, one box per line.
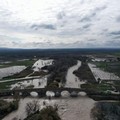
<box><xmin>46</xmin><ymin>91</ymin><xmax>55</xmax><ymax>97</ymax></box>
<box><xmin>30</xmin><ymin>92</ymin><xmax>38</xmax><ymax>97</ymax></box>
<box><xmin>61</xmin><ymin>91</ymin><xmax>70</xmax><ymax>97</ymax></box>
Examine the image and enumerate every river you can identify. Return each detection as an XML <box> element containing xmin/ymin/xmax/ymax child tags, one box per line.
<box><xmin>65</xmin><ymin>60</ymin><xmax>85</xmax><ymax>88</ymax></box>
<box><xmin>2</xmin><ymin>60</ymin><xmax>95</xmax><ymax>120</ymax></box>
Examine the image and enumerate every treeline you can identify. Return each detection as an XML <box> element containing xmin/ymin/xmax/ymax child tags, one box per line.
<box><xmin>92</xmin><ymin>102</ymin><xmax>120</xmax><ymax>120</ymax></box>
<box><xmin>1</xmin><ymin>48</ymin><xmax>119</xmax><ymax>61</ymax></box>
<box><xmin>47</xmin><ymin>57</ymin><xmax>77</xmax><ymax>88</ymax></box>
<box><xmin>0</xmin><ymin>100</ymin><xmax>18</xmax><ymax>119</ymax></box>
<box><xmin>24</xmin><ymin>106</ymin><xmax>61</xmax><ymax>120</ymax></box>
<box><xmin>3</xmin><ymin>66</ymin><xmax>33</xmax><ymax>80</ymax></box>
<box><xmin>73</xmin><ymin>61</ymin><xmax>96</xmax><ymax>83</ymax></box>
<box><xmin>23</xmin><ymin>100</ymin><xmax>61</xmax><ymax>120</ymax></box>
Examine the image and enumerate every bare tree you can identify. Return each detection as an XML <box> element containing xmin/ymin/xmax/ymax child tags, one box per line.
<box><xmin>25</xmin><ymin>100</ymin><xmax>39</xmax><ymax>116</ymax></box>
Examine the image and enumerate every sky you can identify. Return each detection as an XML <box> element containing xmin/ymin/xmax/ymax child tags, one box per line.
<box><xmin>0</xmin><ymin>0</ymin><xmax>120</xmax><ymax>49</ymax></box>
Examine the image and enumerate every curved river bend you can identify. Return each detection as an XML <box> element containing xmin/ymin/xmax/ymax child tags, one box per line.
<box><xmin>65</xmin><ymin>60</ymin><xmax>85</xmax><ymax>88</ymax></box>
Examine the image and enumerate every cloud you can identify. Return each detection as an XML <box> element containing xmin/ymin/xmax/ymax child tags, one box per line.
<box><xmin>79</xmin><ymin>12</ymin><xmax>96</xmax><ymax>22</ymax></box>
<box><xmin>105</xmin><ymin>39</ymin><xmax>120</xmax><ymax>47</ymax></box>
<box><xmin>57</xmin><ymin>11</ymin><xmax>66</xmax><ymax>20</ymax></box>
<box><xmin>79</xmin><ymin>5</ymin><xmax>107</xmax><ymax>23</ymax></box>
<box><xmin>109</xmin><ymin>31</ymin><xmax>120</xmax><ymax>36</ymax></box>
<box><xmin>31</xmin><ymin>24</ymin><xmax>56</xmax><ymax>30</ymax></box>
<box><xmin>116</xmin><ymin>16</ymin><xmax>120</xmax><ymax>22</ymax></box>
<box><xmin>113</xmin><ymin>36</ymin><xmax>120</xmax><ymax>39</ymax></box>
<box><xmin>0</xmin><ymin>0</ymin><xmax>120</xmax><ymax>48</ymax></box>
<box><xmin>82</xmin><ymin>23</ymin><xmax>92</xmax><ymax>29</ymax></box>
<box><xmin>95</xmin><ymin>5</ymin><xmax>107</xmax><ymax>12</ymax></box>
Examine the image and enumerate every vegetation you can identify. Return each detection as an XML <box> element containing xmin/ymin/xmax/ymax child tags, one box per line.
<box><xmin>47</xmin><ymin>57</ymin><xmax>77</xmax><ymax>87</ymax></box>
<box><xmin>91</xmin><ymin>102</ymin><xmax>120</xmax><ymax>120</ymax></box>
<box><xmin>30</xmin><ymin>71</ymin><xmax>48</xmax><ymax>77</ymax></box>
<box><xmin>25</xmin><ymin>100</ymin><xmax>39</xmax><ymax>116</ymax></box>
<box><xmin>0</xmin><ymin>81</ymin><xmax>18</xmax><ymax>89</ymax></box>
<box><xmin>24</xmin><ymin>100</ymin><xmax>61</xmax><ymax>120</ymax></box>
<box><xmin>73</xmin><ymin>61</ymin><xmax>96</xmax><ymax>83</ymax></box>
<box><xmin>47</xmin><ymin>81</ymin><xmax>59</xmax><ymax>88</ymax></box>
<box><xmin>94</xmin><ymin>61</ymin><xmax>120</xmax><ymax>78</ymax></box>
<box><xmin>2</xmin><ymin>66</ymin><xmax>33</xmax><ymax>80</ymax></box>
<box><xmin>0</xmin><ymin>59</ymin><xmax>35</xmax><ymax>68</ymax></box>
<box><xmin>26</xmin><ymin>85</ymin><xmax>34</xmax><ymax>89</ymax></box>
<box><xmin>81</xmin><ymin>82</ymin><xmax>114</xmax><ymax>92</ymax></box>
<box><xmin>112</xmin><ymin>81</ymin><xmax>120</xmax><ymax>93</ymax></box>
<box><xmin>25</xmin><ymin>106</ymin><xmax>61</xmax><ymax>120</ymax></box>
<box><xmin>81</xmin><ymin>80</ymin><xmax>120</xmax><ymax>100</ymax></box>
<box><xmin>0</xmin><ymin>100</ymin><xmax>19</xmax><ymax>119</ymax></box>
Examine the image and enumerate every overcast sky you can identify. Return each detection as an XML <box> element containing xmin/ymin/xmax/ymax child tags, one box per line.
<box><xmin>0</xmin><ymin>0</ymin><xmax>120</xmax><ymax>48</ymax></box>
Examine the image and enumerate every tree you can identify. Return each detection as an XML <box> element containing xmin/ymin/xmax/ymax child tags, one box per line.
<box><xmin>97</xmin><ymin>78</ymin><xmax>101</xmax><ymax>84</ymax></box>
<box><xmin>25</xmin><ymin>100</ymin><xmax>39</xmax><ymax>116</ymax></box>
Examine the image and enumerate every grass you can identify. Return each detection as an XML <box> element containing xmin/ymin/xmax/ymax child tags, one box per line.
<box><xmin>93</xmin><ymin>61</ymin><xmax>120</xmax><ymax>77</ymax></box>
<box><xmin>94</xmin><ymin>62</ymin><xmax>108</xmax><ymax>70</ymax></box>
<box><xmin>113</xmin><ymin>52</ymin><xmax>120</xmax><ymax>57</ymax></box>
<box><xmin>30</xmin><ymin>71</ymin><xmax>48</xmax><ymax>77</ymax></box>
<box><xmin>0</xmin><ymin>59</ymin><xmax>36</xmax><ymax>68</ymax></box>
<box><xmin>0</xmin><ymin>71</ymin><xmax>48</xmax><ymax>90</ymax></box>
<box><xmin>2</xmin><ymin>66</ymin><xmax>33</xmax><ymax>80</ymax></box>
<box><xmin>2</xmin><ymin>68</ymin><xmax>48</xmax><ymax>81</ymax></box>
<box><xmin>0</xmin><ymin>81</ymin><xmax>17</xmax><ymax>89</ymax></box>
<box><xmin>0</xmin><ymin>65</ymin><xmax>10</xmax><ymax>68</ymax></box>
<box><xmin>73</xmin><ymin>62</ymin><xmax>96</xmax><ymax>83</ymax></box>
<box><xmin>113</xmin><ymin>81</ymin><xmax>120</xmax><ymax>92</ymax></box>
<box><xmin>81</xmin><ymin>82</ymin><xmax>114</xmax><ymax>92</ymax></box>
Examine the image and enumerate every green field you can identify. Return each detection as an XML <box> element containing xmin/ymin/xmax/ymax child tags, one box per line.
<box><xmin>0</xmin><ymin>81</ymin><xmax>18</xmax><ymax>89</ymax></box>
<box><xmin>81</xmin><ymin>82</ymin><xmax>114</xmax><ymax>92</ymax></box>
<box><xmin>0</xmin><ymin>59</ymin><xmax>36</xmax><ymax>68</ymax></box>
<box><xmin>93</xmin><ymin>61</ymin><xmax>120</xmax><ymax>77</ymax></box>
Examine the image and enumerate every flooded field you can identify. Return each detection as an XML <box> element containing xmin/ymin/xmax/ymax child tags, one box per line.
<box><xmin>32</xmin><ymin>59</ymin><xmax>53</xmax><ymax>72</ymax></box>
<box><xmin>88</xmin><ymin>63</ymin><xmax>120</xmax><ymax>81</ymax></box>
<box><xmin>0</xmin><ymin>66</ymin><xmax>26</xmax><ymax>79</ymax></box>
<box><xmin>10</xmin><ymin>76</ymin><xmax>47</xmax><ymax>89</ymax></box>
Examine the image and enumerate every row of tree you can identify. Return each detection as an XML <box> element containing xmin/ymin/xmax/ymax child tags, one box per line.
<box><xmin>47</xmin><ymin>57</ymin><xmax>77</xmax><ymax>88</ymax></box>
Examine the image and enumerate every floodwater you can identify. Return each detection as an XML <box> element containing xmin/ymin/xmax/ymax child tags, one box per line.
<box><xmin>0</xmin><ymin>66</ymin><xmax>26</xmax><ymax>79</ymax></box>
<box><xmin>2</xmin><ymin>98</ymin><xmax>56</xmax><ymax>120</ymax></box>
<box><xmin>65</xmin><ymin>60</ymin><xmax>85</xmax><ymax>88</ymax></box>
<box><xmin>3</xmin><ymin>60</ymin><xmax>95</xmax><ymax>120</ymax></box>
<box><xmin>88</xmin><ymin>63</ymin><xmax>120</xmax><ymax>81</ymax></box>
<box><xmin>10</xmin><ymin>76</ymin><xmax>47</xmax><ymax>89</ymax></box>
<box><xmin>32</xmin><ymin>59</ymin><xmax>53</xmax><ymax>72</ymax></box>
